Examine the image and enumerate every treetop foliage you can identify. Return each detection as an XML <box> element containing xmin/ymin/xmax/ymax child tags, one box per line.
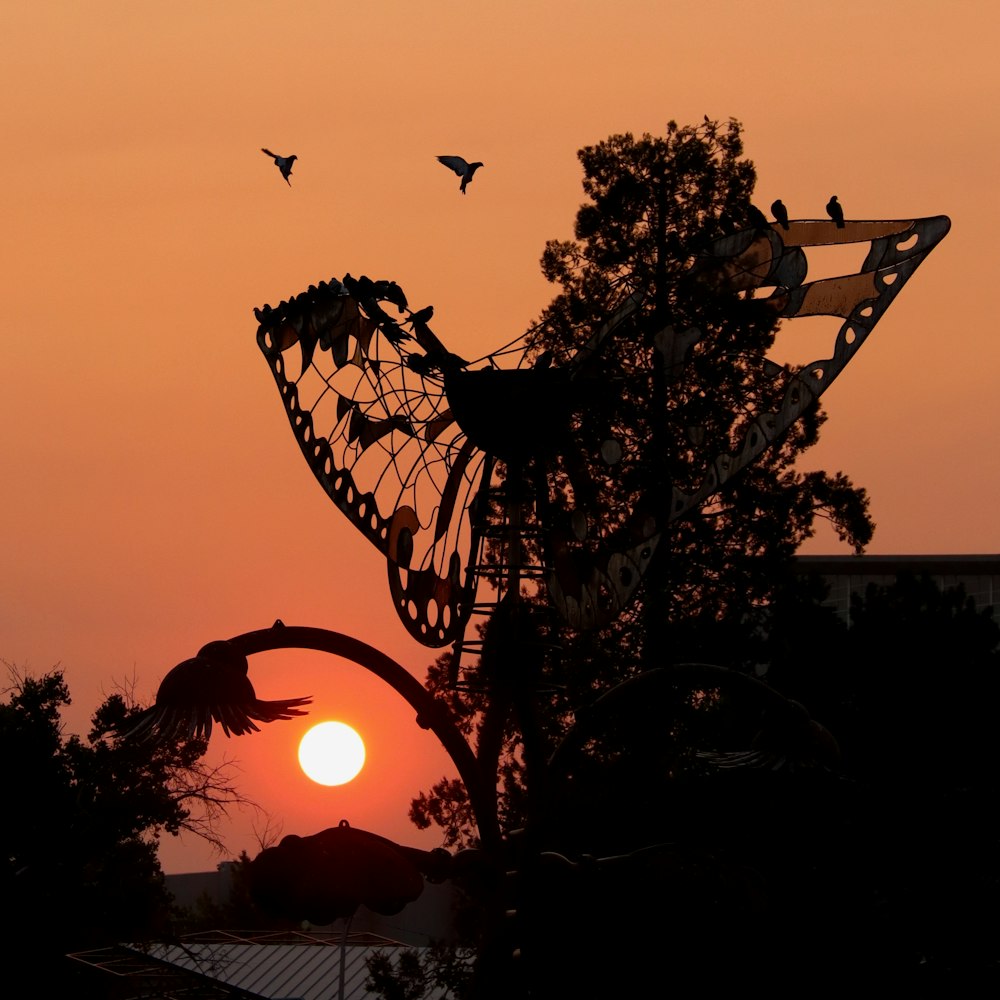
<box><xmin>525</xmin><ymin>117</ymin><xmax>872</xmax><ymax>669</ymax></box>
<box><xmin>543</xmin><ymin>118</ymin><xmax>755</xmax><ymax>296</ymax></box>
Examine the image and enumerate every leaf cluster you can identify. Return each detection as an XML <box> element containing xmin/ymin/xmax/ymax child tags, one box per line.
<box><xmin>366</xmin><ymin>944</ymin><xmax>476</xmax><ymax>1000</ymax></box>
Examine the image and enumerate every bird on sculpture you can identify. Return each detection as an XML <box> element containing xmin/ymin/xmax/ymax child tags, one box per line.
<box><xmin>406</xmin><ymin>304</ymin><xmax>468</xmax><ymax>372</ymax></box>
<box><xmin>715</xmin><ymin>210</ymin><xmax>738</xmax><ymax>236</ymax></box>
<box><xmin>262</xmin><ymin>148</ymin><xmax>298</xmax><ymax>186</ymax></box>
<box><xmin>437</xmin><ymin>155</ymin><xmax>483</xmax><ymax>194</ymax></box>
<box><xmin>409</xmin><ymin>304</ymin><xmax>434</xmax><ymax>327</ymax></box>
<box><xmin>826</xmin><ymin>195</ymin><xmax>845</xmax><ymax>228</ymax></box>
<box><xmin>771</xmin><ymin>199</ymin><xmax>789</xmax><ymax>230</ymax></box>
<box><xmin>125</xmin><ymin>640</ymin><xmax>311</xmax><ymax>741</ymax></box>
<box><xmin>747</xmin><ymin>204</ymin><xmax>769</xmax><ymax>230</ymax></box>
<box><xmin>373</xmin><ymin>280</ymin><xmax>408</xmax><ymax>312</ymax></box>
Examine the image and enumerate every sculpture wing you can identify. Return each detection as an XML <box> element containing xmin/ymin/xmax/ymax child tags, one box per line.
<box><xmin>540</xmin><ymin>217</ymin><xmax>950</xmax><ymax>629</ymax></box>
<box><xmin>256</xmin><ymin>278</ymin><xmax>494</xmax><ymax>647</ymax></box>
<box><xmin>668</xmin><ymin>215</ymin><xmax>951</xmax><ymax>519</ymax></box>
<box><xmin>254</xmin><ymin>215</ymin><xmax>949</xmax><ymax>651</ymax></box>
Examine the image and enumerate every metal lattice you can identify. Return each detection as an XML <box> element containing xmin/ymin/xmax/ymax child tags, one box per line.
<box><xmin>255</xmin><ymin>214</ymin><xmax>949</xmax><ymax>670</ymax></box>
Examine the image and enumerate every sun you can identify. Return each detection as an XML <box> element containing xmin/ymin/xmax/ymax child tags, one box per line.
<box><xmin>298</xmin><ymin>721</ymin><xmax>366</xmax><ymax>786</ymax></box>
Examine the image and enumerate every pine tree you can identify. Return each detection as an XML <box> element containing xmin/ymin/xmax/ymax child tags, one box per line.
<box><xmin>525</xmin><ymin>118</ymin><xmax>871</xmax><ymax>673</ymax></box>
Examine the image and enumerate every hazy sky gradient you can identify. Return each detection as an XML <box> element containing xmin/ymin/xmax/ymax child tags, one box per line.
<box><xmin>2</xmin><ymin>1</ymin><xmax>997</xmax><ymax>872</ymax></box>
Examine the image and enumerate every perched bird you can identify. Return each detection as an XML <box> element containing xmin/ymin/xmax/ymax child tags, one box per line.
<box><xmin>350</xmin><ymin>274</ymin><xmax>379</xmax><ymax>301</ymax></box>
<box><xmin>716</xmin><ymin>210</ymin><xmax>737</xmax><ymax>235</ymax></box>
<box><xmin>437</xmin><ymin>155</ymin><xmax>483</xmax><ymax>194</ymax></box>
<box><xmin>342</xmin><ymin>274</ymin><xmax>407</xmax><ymax>343</ymax></box>
<box><xmin>747</xmin><ymin>203</ymin><xmax>769</xmax><ymax>230</ymax></box>
<box><xmin>373</xmin><ymin>280</ymin><xmax>408</xmax><ymax>312</ymax></box>
<box><xmin>826</xmin><ymin>195</ymin><xmax>845</xmax><ymax>228</ymax></box>
<box><xmin>771</xmin><ymin>199</ymin><xmax>789</xmax><ymax>230</ymax></box>
<box><xmin>408</xmin><ymin>305</ymin><xmax>434</xmax><ymax>327</ymax></box>
<box><xmin>124</xmin><ymin>640</ymin><xmax>311</xmax><ymax>741</ymax></box>
<box><xmin>262</xmin><ymin>148</ymin><xmax>298</xmax><ymax>186</ymax></box>
<box><xmin>407</xmin><ymin>304</ymin><xmax>468</xmax><ymax>372</ymax></box>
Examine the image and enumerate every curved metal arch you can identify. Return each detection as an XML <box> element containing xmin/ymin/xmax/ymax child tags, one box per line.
<box><xmin>223</xmin><ymin>622</ymin><xmax>501</xmax><ymax>852</ymax></box>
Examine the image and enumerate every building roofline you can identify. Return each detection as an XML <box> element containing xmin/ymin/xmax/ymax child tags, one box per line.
<box><xmin>795</xmin><ymin>554</ymin><xmax>1000</xmax><ymax>575</ymax></box>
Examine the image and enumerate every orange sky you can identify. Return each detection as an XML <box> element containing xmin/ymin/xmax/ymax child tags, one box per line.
<box><xmin>2</xmin><ymin>1</ymin><xmax>998</xmax><ymax>874</ymax></box>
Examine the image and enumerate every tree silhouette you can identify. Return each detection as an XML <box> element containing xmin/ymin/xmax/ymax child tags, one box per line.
<box><xmin>400</xmin><ymin>119</ymin><xmax>887</xmax><ymax>994</ymax></box>
<box><xmin>766</xmin><ymin>573</ymin><xmax>1000</xmax><ymax>977</ymax></box>
<box><xmin>0</xmin><ymin>665</ymin><xmax>245</xmax><ymax>977</ymax></box>
<box><xmin>526</xmin><ymin>118</ymin><xmax>871</xmax><ymax>665</ymax></box>
<box><xmin>412</xmin><ymin>118</ymin><xmax>873</xmax><ymax>847</ymax></box>
<box><xmin>244</xmin><ymin>116</ymin><xmax>947</xmax><ymax>993</ymax></box>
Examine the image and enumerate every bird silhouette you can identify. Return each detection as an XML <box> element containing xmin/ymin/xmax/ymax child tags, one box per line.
<box><xmin>437</xmin><ymin>155</ymin><xmax>483</xmax><ymax>194</ymax></box>
<box><xmin>771</xmin><ymin>199</ymin><xmax>789</xmax><ymax>230</ymax></box>
<box><xmin>716</xmin><ymin>210</ymin><xmax>737</xmax><ymax>235</ymax></box>
<box><xmin>406</xmin><ymin>304</ymin><xmax>468</xmax><ymax>372</ymax></box>
<box><xmin>826</xmin><ymin>195</ymin><xmax>845</xmax><ymax>228</ymax></box>
<box><xmin>125</xmin><ymin>640</ymin><xmax>311</xmax><ymax>740</ymax></box>
<box><xmin>408</xmin><ymin>304</ymin><xmax>434</xmax><ymax>327</ymax></box>
<box><xmin>262</xmin><ymin>148</ymin><xmax>297</xmax><ymax>186</ymax></box>
<box><xmin>747</xmin><ymin>204</ymin><xmax>769</xmax><ymax>230</ymax></box>
<box><xmin>373</xmin><ymin>280</ymin><xmax>408</xmax><ymax>312</ymax></box>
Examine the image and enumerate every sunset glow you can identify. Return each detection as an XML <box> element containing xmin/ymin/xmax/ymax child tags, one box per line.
<box><xmin>2</xmin><ymin>1</ymin><xmax>997</xmax><ymax>875</ymax></box>
<box><xmin>298</xmin><ymin>721</ymin><xmax>366</xmax><ymax>786</ymax></box>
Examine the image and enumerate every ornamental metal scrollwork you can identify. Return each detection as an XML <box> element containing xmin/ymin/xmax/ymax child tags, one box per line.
<box><xmin>255</xmin><ymin>214</ymin><xmax>949</xmax><ymax>650</ymax></box>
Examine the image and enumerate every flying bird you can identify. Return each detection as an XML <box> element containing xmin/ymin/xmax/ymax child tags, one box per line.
<box><xmin>125</xmin><ymin>640</ymin><xmax>311</xmax><ymax>741</ymax></box>
<box><xmin>262</xmin><ymin>148</ymin><xmax>298</xmax><ymax>186</ymax></box>
<box><xmin>437</xmin><ymin>155</ymin><xmax>483</xmax><ymax>194</ymax></box>
<box><xmin>826</xmin><ymin>195</ymin><xmax>845</xmax><ymax>228</ymax></box>
<box><xmin>771</xmin><ymin>199</ymin><xmax>789</xmax><ymax>230</ymax></box>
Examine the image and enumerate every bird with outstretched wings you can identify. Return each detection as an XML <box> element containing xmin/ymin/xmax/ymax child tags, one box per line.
<box><xmin>126</xmin><ymin>639</ymin><xmax>312</xmax><ymax>740</ymax></box>
<box><xmin>254</xmin><ymin>213</ymin><xmax>949</xmax><ymax>654</ymax></box>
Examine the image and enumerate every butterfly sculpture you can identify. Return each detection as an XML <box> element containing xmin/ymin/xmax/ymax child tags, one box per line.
<box><xmin>255</xmin><ymin>214</ymin><xmax>949</xmax><ymax>658</ymax></box>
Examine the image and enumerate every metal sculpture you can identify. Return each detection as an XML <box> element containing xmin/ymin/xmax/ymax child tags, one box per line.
<box><xmin>249</xmin><ymin>820</ymin><xmax>427</xmax><ymax>923</ymax></box>
<box><xmin>129</xmin><ymin>180</ymin><xmax>951</xmax><ymax>997</ymax></box>
<box><xmin>127</xmin><ymin>638</ymin><xmax>311</xmax><ymax>739</ymax></box>
<box><xmin>255</xmin><ymin>214</ymin><xmax>949</xmax><ymax>663</ymax></box>
<box><xmin>132</xmin><ymin>625</ymin><xmax>839</xmax><ymax>997</ymax></box>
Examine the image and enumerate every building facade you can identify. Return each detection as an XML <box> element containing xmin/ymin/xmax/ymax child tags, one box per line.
<box><xmin>795</xmin><ymin>554</ymin><xmax>1000</xmax><ymax>623</ymax></box>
